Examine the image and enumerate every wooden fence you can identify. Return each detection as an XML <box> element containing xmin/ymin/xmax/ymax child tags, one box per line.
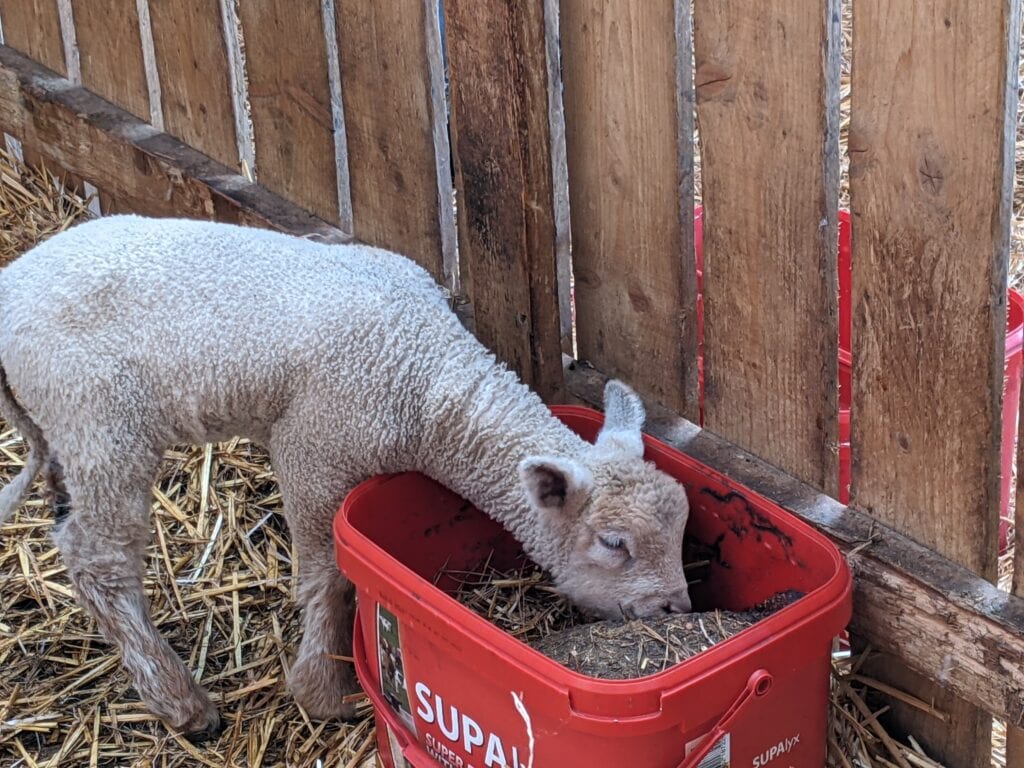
<box><xmin>0</xmin><ymin>0</ymin><xmax>1022</xmax><ymax>764</ymax></box>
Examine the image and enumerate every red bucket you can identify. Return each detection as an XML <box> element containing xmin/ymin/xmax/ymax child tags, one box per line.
<box><xmin>334</xmin><ymin>406</ymin><xmax>852</xmax><ymax>768</ymax></box>
<box><xmin>695</xmin><ymin>208</ymin><xmax>1024</xmax><ymax>550</ymax></box>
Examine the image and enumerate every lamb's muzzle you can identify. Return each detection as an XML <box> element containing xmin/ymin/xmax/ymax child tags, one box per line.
<box><xmin>0</xmin><ymin>215</ymin><xmax>691</xmax><ymax>736</ymax></box>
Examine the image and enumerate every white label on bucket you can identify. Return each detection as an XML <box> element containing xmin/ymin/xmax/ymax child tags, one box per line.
<box><xmin>684</xmin><ymin>732</ymin><xmax>731</xmax><ymax>768</ymax></box>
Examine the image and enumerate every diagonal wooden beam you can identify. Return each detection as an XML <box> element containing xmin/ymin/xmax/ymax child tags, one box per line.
<box><xmin>0</xmin><ymin>45</ymin><xmax>348</xmax><ymax>242</ymax></box>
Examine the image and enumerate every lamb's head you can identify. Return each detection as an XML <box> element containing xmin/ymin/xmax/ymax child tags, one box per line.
<box><xmin>518</xmin><ymin>380</ymin><xmax>692</xmax><ymax>619</ymax></box>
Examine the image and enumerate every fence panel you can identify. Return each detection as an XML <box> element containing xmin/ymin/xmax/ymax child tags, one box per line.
<box><xmin>335</xmin><ymin>0</ymin><xmax>450</xmax><ymax>283</ymax></box>
<box><xmin>849</xmin><ymin>0</ymin><xmax>1021</xmax><ymax>763</ymax></box>
<box><xmin>0</xmin><ymin>0</ymin><xmax>66</xmax><ymax>76</ymax></box>
<box><xmin>693</xmin><ymin>0</ymin><xmax>840</xmax><ymax>494</ymax></box>
<box><xmin>559</xmin><ymin>0</ymin><xmax>698</xmax><ymax>419</ymax></box>
<box><xmin>237</xmin><ymin>1</ymin><xmax>340</xmax><ymax>226</ymax></box>
<box><xmin>441</xmin><ymin>0</ymin><xmax>564</xmax><ymax>401</ymax></box>
<box><xmin>73</xmin><ymin>0</ymin><xmax>149</xmax><ymax>120</ymax></box>
<box><xmin>147</xmin><ymin>0</ymin><xmax>239</xmax><ymax>170</ymax></box>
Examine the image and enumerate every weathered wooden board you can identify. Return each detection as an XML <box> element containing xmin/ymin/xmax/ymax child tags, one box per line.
<box><xmin>0</xmin><ymin>46</ymin><xmax>347</xmax><ymax>241</ymax></box>
<box><xmin>848</xmin><ymin>1</ymin><xmax>1020</xmax><ymax>761</ymax></box>
<box><xmin>1009</xmin><ymin>342</ymin><xmax>1024</xmax><ymax>765</ymax></box>
<box><xmin>334</xmin><ymin>0</ymin><xmax>445</xmax><ymax>280</ymax></box>
<box><xmin>442</xmin><ymin>0</ymin><xmax>564</xmax><ymax>401</ymax></box>
<box><xmin>72</xmin><ymin>0</ymin><xmax>149</xmax><ymax>120</ymax></box>
<box><xmin>147</xmin><ymin>0</ymin><xmax>238</xmax><ymax>169</ymax></box>
<box><xmin>559</xmin><ymin>0</ymin><xmax>697</xmax><ymax>418</ymax></box>
<box><xmin>0</xmin><ymin>0</ymin><xmax>66</xmax><ymax>75</ymax></box>
<box><xmin>237</xmin><ymin>1</ymin><xmax>339</xmax><ymax>226</ymax></box>
<box><xmin>693</xmin><ymin>0</ymin><xmax>840</xmax><ymax>494</ymax></box>
<box><xmin>566</xmin><ymin>359</ymin><xmax>1024</xmax><ymax>727</ymax></box>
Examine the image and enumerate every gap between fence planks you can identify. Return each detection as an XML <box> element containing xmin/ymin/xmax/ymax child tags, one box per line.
<box><xmin>146</xmin><ymin>0</ymin><xmax>239</xmax><ymax>171</ymax></box>
<box><xmin>442</xmin><ymin>0</ymin><xmax>564</xmax><ymax>402</ymax></box>
<box><xmin>693</xmin><ymin>0</ymin><xmax>840</xmax><ymax>496</ymax></box>
<box><xmin>71</xmin><ymin>0</ymin><xmax>149</xmax><ymax>121</ymax></box>
<box><xmin>565</xmin><ymin>359</ymin><xmax>1024</xmax><ymax>729</ymax></box>
<box><xmin>0</xmin><ymin>0</ymin><xmax>66</xmax><ymax>76</ymax></box>
<box><xmin>0</xmin><ymin>47</ymin><xmax>348</xmax><ymax>242</ymax></box>
<box><xmin>559</xmin><ymin>0</ymin><xmax>698</xmax><ymax>420</ymax></box>
<box><xmin>333</xmin><ymin>0</ymin><xmax>446</xmax><ymax>282</ymax></box>
<box><xmin>848</xmin><ymin>1</ymin><xmax>1020</xmax><ymax>763</ymax></box>
<box><xmin>236</xmin><ymin>1</ymin><xmax>341</xmax><ymax>227</ymax></box>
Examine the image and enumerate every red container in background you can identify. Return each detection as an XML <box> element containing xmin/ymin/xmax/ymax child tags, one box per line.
<box><xmin>335</xmin><ymin>407</ymin><xmax>852</xmax><ymax>768</ymax></box>
<box><xmin>695</xmin><ymin>207</ymin><xmax>1024</xmax><ymax>550</ymax></box>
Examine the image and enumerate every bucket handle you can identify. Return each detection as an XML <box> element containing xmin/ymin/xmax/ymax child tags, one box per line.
<box><xmin>675</xmin><ymin>669</ymin><xmax>773</xmax><ymax>768</ymax></box>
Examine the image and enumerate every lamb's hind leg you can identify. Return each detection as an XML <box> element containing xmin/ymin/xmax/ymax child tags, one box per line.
<box><xmin>271</xmin><ymin>433</ymin><xmax>359</xmax><ymax>720</ymax></box>
<box><xmin>52</xmin><ymin>447</ymin><xmax>221</xmax><ymax>739</ymax></box>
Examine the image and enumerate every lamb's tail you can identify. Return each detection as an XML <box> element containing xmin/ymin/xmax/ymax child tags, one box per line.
<box><xmin>0</xmin><ymin>356</ymin><xmax>46</xmax><ymax>526</ymax></box>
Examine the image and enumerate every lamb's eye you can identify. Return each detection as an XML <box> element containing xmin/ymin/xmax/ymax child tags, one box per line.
<box><xmin>598</xmin><ymin>533</ymin><xmax>626</xmax><ymax>551</ymax></box>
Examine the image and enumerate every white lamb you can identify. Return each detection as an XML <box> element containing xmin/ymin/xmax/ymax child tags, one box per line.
<box><xmin>0</xmin><ymin>216</ymin><xmax>691</xmax><ymax>739</ymax></box>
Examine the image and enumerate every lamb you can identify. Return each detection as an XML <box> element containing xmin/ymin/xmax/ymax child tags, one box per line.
<box><xmin>0</xmin><ymin>215</ymin><xmax>692</xmax><ymax>740</ymax></box>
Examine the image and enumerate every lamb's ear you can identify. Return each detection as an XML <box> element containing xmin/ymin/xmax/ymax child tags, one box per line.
<box><xmin>596</xmin><ymin>379</ymin><xmax>645</xmax><ymax>459</ymax></box>
<box><xmin>519</xmin><ymin>456</ymin><xmax>593</xmax><ymax>515</ymax></box>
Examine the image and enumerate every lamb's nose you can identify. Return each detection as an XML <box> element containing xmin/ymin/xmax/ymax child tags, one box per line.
<box><xmin>665</xmin><ymin>591</ymin><xmax>692</xmax><ymax>614</ymax></box>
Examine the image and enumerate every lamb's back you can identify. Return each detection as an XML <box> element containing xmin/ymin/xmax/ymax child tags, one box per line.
<box><xmin>0</xmin><ymin>216</ymin><xmax>459</xmax><ymax>443</ymax></box>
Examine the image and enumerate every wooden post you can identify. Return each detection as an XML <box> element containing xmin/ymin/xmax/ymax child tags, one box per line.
<box><xmin>237</xmin><ymin>1</ymin><xmax>341</xmax><ymax>227</ymax></box>
<box><xmin>147</xmin><ymin>0</ymin><xmax>239</xmax><ymax>170</ymax></box>
<box><xmin>849</xmin><ymin>0</ymin><xmax>1021</xmax><ymax>763</ymax></box>
<box><xmin>334</xmin><ymin>0</ymin><xmax>450</xmax><ymax>281</ymax></box>
<box><xmin>442</xmin><ymin>0</ymin><xmax>564</xmax><ymax>402</ymax></box>
<box><xmin>559</xmin><ymin>0</ymin><xmax>698</xmax><ymax>420</ymax></box>
<box><xmin>0</xmin><ymin>0</ymin><xmax>66</xmax><ymax>76</ymax></box>
<box><xmin>693</xmin><ymin>0</ymin><xmax>841</xmax><ymax>494</ymax></box>
<box><xmin>71</xmin><ymin>0</ymin><xmax>149</xmax><ymax>120</ymax></box>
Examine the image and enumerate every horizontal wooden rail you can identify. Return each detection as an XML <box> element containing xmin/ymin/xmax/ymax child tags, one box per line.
<box><xmin>567</xmin><ymin>358</ymin><xmax>1024</xmax><ymax>727</ymax></box>
<box><xmin>0</xmin><ymin>45</ymin><xmax>348</xmax><ymax>242</ymax></box>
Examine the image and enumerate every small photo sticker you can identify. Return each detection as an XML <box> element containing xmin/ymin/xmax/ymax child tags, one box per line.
<box><xmin>376</xmin><ymin>603</ymin><xmax>414</xmax><ymax>727</ymax></box>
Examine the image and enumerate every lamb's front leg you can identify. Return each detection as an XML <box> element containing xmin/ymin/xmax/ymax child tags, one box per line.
<box><xmin>289</xmin><ymin>550</ymin><xmax>358</xmax><ymax>720</ymax></box>
<box><xmin>272</xmin><ymin>433</ymin><xmax>360</xmax><ymax>720</ymax></box>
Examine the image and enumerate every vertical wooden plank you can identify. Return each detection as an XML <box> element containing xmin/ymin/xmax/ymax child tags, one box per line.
<box><xmin>0</xmin><ymin>0</ymin><xmax>66</xmax><ymax>75</ymax></box>
<box><xmin>692</xmin><ymin>0</ymin><xmax>840</xmax><ymax>492</ymax></box>
<box><xmin>334</xmin><ymin>0</ymin><xmax>444</xmax><ymax>279</ymax></box>
<box><xmin>147</xmin><ymin>0</ymin><xmax>238</xmax><ymax>170</ymax></box>
<box><xmin>72</xmin><ymin>0</ymin><xmax>149</xmax><ymax>120</ymax></box>
<box><xmin>237</xmin><ymin>1</ymin><xmax>339</xmax><ymax>226</ymax></box>
<box><xmin>559</xmin><ymin>1</ymin><xmax>698</xmax><ymax>418</ymax></box>
<box><xmin>849</xmin><ymin>0</ymin><xmax>1020</xmax><ymax>763</ymax></box>
<box><xmin>442</xmin><ymin>0</ymin><xmax>564</xmax><ymax>401</ymax></box>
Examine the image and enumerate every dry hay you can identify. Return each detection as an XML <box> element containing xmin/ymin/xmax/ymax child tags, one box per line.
<box><xmin>450</xmin><ymin>562</ymin><xmax>801</xmax><ymax>679</ymax></box>
<box><xmin>0</xmin><ymin>149</ymin><xmax>92</xmax><ymax>269</ymax></box>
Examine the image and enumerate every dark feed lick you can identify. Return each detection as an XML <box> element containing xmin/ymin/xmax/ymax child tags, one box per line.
<box><xmin>450</xmin><ymin>562</ymin><xmax>803</xmax><ymax>680</ymax></box>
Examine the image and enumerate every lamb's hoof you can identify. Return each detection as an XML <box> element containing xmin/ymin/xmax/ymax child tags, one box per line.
<box><xmin>289</xmin><ymin>653</ymin><xmax>360</xmax><ymax>721</ymax></box>
<box><xmin>168</xmin><ymin>697</ymin><xmax>222</xmax><ymax>743</ymax></box>
<box><xmin>184</xmin><ymin>715</ymin><xmax>224</xmax><ymax>745</ymax></box>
